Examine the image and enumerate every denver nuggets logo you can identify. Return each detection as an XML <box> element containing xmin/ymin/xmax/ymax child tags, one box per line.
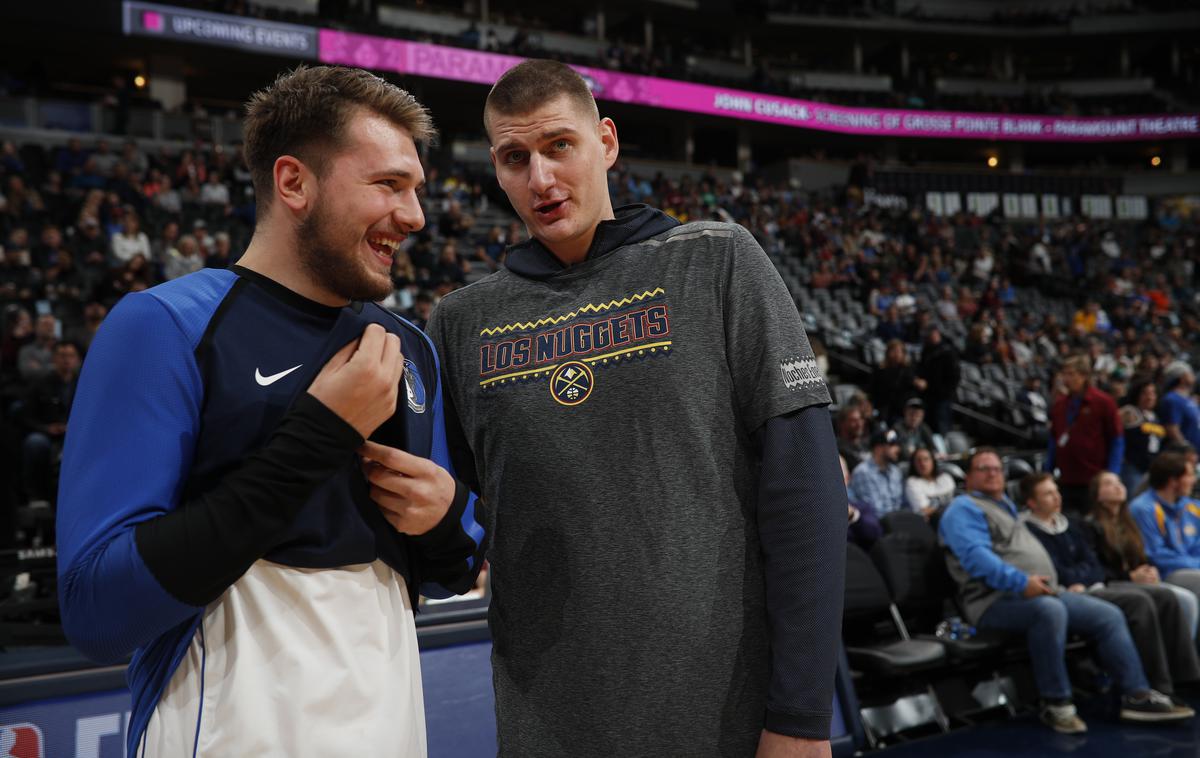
<box><xmin>551</xmin><ymin>361</ymin><xmax>594</xmax><ymax>406</ymax></box>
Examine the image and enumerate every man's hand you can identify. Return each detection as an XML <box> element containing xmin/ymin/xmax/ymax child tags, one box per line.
<box><xmin>307</xmin><ymin>324</ymin><xmax>404</xmax><ymax>439</ymax></box>
<box><xmin>360</xmin><ymin>441</ymin><xmax>456</xmax><ymax>535</ymax></box>
<box><xmin>1023</xmin><ymin>574</ymin><xmax>1056</xmax><ymax>598</ymax></box>
<box><xmin>756</xmin><ymin>731</ymin><xmax>830</xmax><ymax>758</ymax></box>
<box><xmin>1067</xmin><ymin>583</ymin><xmax>1086</xmax><ymax>593</ymax></box>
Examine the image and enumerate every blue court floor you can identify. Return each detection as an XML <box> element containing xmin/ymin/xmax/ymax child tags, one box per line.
<box><xmin>878</xmin><ymin>694</ymin><xmax>1200</xmax><ymax>757</ymax></box>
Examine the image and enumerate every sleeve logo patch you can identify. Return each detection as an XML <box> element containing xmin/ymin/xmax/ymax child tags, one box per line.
<box><xmin>780</xmin><ymin>357</ymin><xmax>823</xmax><ymax>391</ymax></box>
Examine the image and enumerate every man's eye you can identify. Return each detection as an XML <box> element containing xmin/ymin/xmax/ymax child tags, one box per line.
<box><xmin>505</xmin><ymin>151</ymin><xmax>527</xmax><ymax>164</ymax></box>
<box><xmin>553</xmin><ymin>140</ymin><xmax>570</xmax><ymax>151</ymax></box>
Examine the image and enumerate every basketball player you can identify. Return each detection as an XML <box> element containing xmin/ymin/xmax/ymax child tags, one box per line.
<box><xmin>56</xmin><ymin>66</ymin><xmax>484</xmax><ymax>757</ymax></box>
<box><xmin>428</xmin><ymin>60</ymin><xmax>846</xmax><ymax>757</ymax></box>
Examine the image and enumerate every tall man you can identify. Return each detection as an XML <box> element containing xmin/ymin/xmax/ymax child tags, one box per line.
<box><xmin>428</xmin><ymin>60</ymin><xmax>846</xmax><ymax>757</ymax></box>
<box><xmin>56</xmin><ymin>66</ymin><xmax>484</xmax><ymax>757</ymax></box>
<box><xmin>1045</xmin><ymin>354</ymin><xmax>1123</xmax><ymax>516</ymax></box>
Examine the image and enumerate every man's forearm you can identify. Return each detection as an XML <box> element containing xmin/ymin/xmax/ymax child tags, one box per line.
<box><xmin>756</xmin><ymin>405</ymin><xmax>846</xmax><ymax>739</ymax></box>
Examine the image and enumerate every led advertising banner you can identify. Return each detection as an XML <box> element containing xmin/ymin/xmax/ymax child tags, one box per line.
<box><xmin>123</xmin><ymin>1</ymin><xmax>318</xmax><ymax>59</ymax></box>
<box><xmin>120</xmin><ymin>4</ymin><xmax>1199</xmax><ymax>142</ymax></box>
<box><xmin>318</xmin><ymin>30</ymin><xmax>1199</xmax><ymax>142</ymax></box>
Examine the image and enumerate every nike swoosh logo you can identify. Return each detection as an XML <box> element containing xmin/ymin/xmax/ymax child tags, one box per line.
<box><xmin>255</xmin><ymin>364</ymin><xmax>303</xmax><ymax>386</ymax></box>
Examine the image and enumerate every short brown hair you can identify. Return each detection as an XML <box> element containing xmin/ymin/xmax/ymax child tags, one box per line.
<box><xmin>483</xmin><ymin>59</ymin><xmax>599</xmax><ymax>140</ymax></box>
<box><xmin>1062</xmin><ymin>354</ymin><xmax>1092</xmax><ymax>378</ymax></box>
<box><xmin>243</xmin><ymin>65</ymin><xmax>436</xmax><ymax>214</ymax></box>
<box><xmin>1020</xmin><ymin>472</ymin><xmax>1055</xmax><ymax>505</ymax></box>
<box><xmin>965</xmin><ymin>447</ymin><xmax>1000</xmax><ymax>473</ymax></box>
<box><xmin>1149</xmin><ymin>452</ymin><xmax>1191</xmax><ymax>489</ymax></box>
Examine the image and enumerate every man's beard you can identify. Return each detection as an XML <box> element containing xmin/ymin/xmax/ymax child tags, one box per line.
<box><xmin>297</xmin><ymin>199</ymin><xmax>393</xmax><ymax>302</ymax></box>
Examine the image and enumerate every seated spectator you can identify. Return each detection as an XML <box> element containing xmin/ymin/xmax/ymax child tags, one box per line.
<box><xmin>868</xmin><ymin>339</ymin><xmax>921</xmax><ymax>424</ymax></box>
<box><xmin>1</xmin><ymin>306</ymin><xmax>33</xmax><ymax>384</ymax></box>
<box><xmin>19</xmin><ymin>340</ymin><xmax>80</xmax><ymax>507</ymax></box>
<box><xmin>905</xmin><ymin>447</ymin><xmax>956</xmax><ymax>519</ymax></box>
<box><xmin>1131</xmin><ymin>453</ymin><xmax>1200</xmax><ymax>613</ymax></box>
<box><xmin>1159</xmin><ymin>362</ymin><xmax>1200</xmax><ymax>452</ymax></box>
<box><xmin>849</xmin><ymin>428</ymin><xmax>907</xmax><ymax>517</ymax></box>
<box><xmin>164</xmin><ymin>235</ymin><xmax>205</xmax><ymax>281</ymax></box>
<box><xmin>940</xmin><ymin>449</ymin><xmax>1189</xmax><ymax>733</ymax></box>
<box><xmin>200</xmin><ymin>171</ymin><xmax>231</xmax><ymax>207</ymax></box>
<box><xmin>110</xmin><ymin>209</ymin><xmax>151</xmax><ymax>265</ymax></box>
<box><xmin>895</xmin><ymin>398</ymin><xmax>937</xmax><ymax>459</ymax></box>
<box><xmin>192</xmin><ymin>220</ymin><xmax>216</xmax><ymax>256</ymax></box>
<box><xmin>1120</xmin><ymin>380</ymin><xmax>1167</xmax><ymax>494</ymax></box>
<box><xmin>835</xmin><ymin>404</ymin><xmax>870</xmax><ymax>465</ymax></box>
<box><xmin>17</xmin><ymin>313</ymin><xmax>58</xmax><ymax>381</ymax></box>
<box><xmin>1021</xmin><ymin>473</ymin><xmax>1200</xmax><ymax>706</ymax></box>
<box><xmin>66</xmin><ymin>301</ymin><xmax>106</xmax><ymax>353</ymax></box>
<box><xmin>207</xmin><ymin>232</ymin><xmax>235</xmax><ymax>269</ymax></box>
<box><xmin>874</xmin><ymin>305</ymin><xmax>906</xmax><ymax>343</ymax></box>
<box><xmin>474</xmin><ymin>225</ymin><xmax>506</xmax><ymax>271</ymax></box>
<box><xmin>843</xmin><ymin>454</ymin><xmax>880</xmax><ymax>550</ymax></box>
<box><xmin>1046</xmin><ymin>355</ymin><xmax>1124</xmax><ymax>517</ymax></box>
<box><xmin>1087</xmin><ymin>471</ymin><xmax>1199</xmax><ymax>639</ymax></box>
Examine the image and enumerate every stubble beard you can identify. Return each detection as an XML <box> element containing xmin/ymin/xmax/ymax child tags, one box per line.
<box><xmin>297</xmin><ymin>198</ymin><xmax>394</xmax><ymax>302</ymax></box>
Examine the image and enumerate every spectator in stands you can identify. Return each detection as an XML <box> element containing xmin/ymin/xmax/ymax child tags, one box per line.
<box><xmin>200</xmin><ymin>171</ymin><xmax>231</xmax><ymax>208</ymax></box>
<box><xmin>1159</xmin><ymin>361</ymin><xmax>1200</xmax><ymax>451</ymax></box>
<box><xmin>1022</xmin><ymin>472</ymin><xmax>1200</xmax><ymax>707</ymax></box>
<box><xmin>151</xmin><ymin>220</ymin><xmax>180</xmax><ymax>265</ymax></box>
<box><xmin>869</xmin><ymin>339</ymin><xmax>921</xmax><ymax>424</ymax></box>
<box><xmin>918</xmin><ymin>325</ymin><xmax>960</xmax><ymax>434</ymax></box>
<box><xmin>1131</xmin><ymin>453</ymin><xmax>1200</xmax><ymax>614</ymax></box>
<box><xmin>192</xmin><ymin>220</ymin><xmax>216</xmax><ymax>256</ymax></box>
<box><xmin>1120</xmin><ymin>380</ymin><xmax>1167</xmax><ymax>493</ymax></box>
<box><xmin>895</xmin><ymin>397</ymin><xmax>937</xmax><ymax>459</ymax></box>
<box><xmin>16</xmin><ymin>313</ymin><xmax>57</xmax><ymax>381</ymax></box>
<box><xmin>207</xmin><ymin>231</ymin><xmax>234</xmax><ymax>269</ymax></box>
<box><xmin>67</xmin><ymin>301</ymin><xmax>106</xmax><ymax>352</ymax></box>
<box><xmin>1074</xmin><ymin>299</ymin><xmax>1112</xmax><ymax>335</ymax></box>
<box><xmin>1087</xmin><ymin>471</ymin><xmax>1199</xmax><ymax>639</ymax></box>
<box><xmin>164</xmin><ymin>235</ymin><xmax>204</xmax><ymax>281</ymax></box>
<box><xmin>844</xmin><ymin>454</ymin><xmax>881</xmax><ymax>550</ymax></box>
<box><xmin>0</xmin><ymin>305</ymin><xmax>32</xmax><ymax>384</ymax></box>
<box><xmin>905</xmin><ymin>446</ymin><xmax>956</xmax><ymax>519</ymax></box>
<box><xmin>849</xmin><ymin>428</ymin><xmax>907</xmax><ymax>517</ymax></box>
<box><xmin>874</xmin><ymin>305</ymin><xmax>906</xmax><ymax>343</ymax></box>
<box><xmin>940</xmin><ymin>448</ymin><xmax>1187</xmax><ymax>733</ymax></box>
<box><xmin>19</xmin><ymin>340</ymin><xmax>80</xmax><ymax>507</ymax></box>
<box><xmin>110</xmin><ymin>209</ymin><xmax>150</xmax><ymax>265</ymax></box>
<box><xmin>1046</xmin><ymin>355</ymin><xmax>1123</xmax><ymax>517</ymax></box>
<box><xmin>836</xmin><ymin>404</ymin><xmax>870</xmax><ymax>465</ymax></box>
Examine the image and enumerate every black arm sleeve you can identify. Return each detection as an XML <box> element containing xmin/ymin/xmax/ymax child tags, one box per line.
<box><xmin>134</xmin><ymin>393</ymin><xmax>364</xmax><ymax>607</ymax></box>
<box><xmin>407</xmin><ymin>371</ymin><xmax>488</xmax><ymax>594</ymax></box>
<box><xmin>756</xmin><ymin>404</ymin><xmax>847</xmax><ymax>739</ymax></box>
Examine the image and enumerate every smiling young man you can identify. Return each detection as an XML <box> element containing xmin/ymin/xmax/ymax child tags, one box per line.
<box><xmin>427</xmin><ymin>60</ymin><xmax>847</xmax><ymax>757</ymax></box>
<box><xmin>56</xmin><ymin>66</ymin><xmax>484</xmax><ymax>757</ymax></box>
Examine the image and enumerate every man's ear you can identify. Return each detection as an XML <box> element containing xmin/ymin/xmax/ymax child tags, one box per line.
<box><xmin>274</xmin><ymin>154</ymin><xmax>313</xmax><ymax>214</ymax></box>
<box><xmin>598</xmin><ymin>117</ymin><xmax>619</xmax><ymax>170</ymax></box>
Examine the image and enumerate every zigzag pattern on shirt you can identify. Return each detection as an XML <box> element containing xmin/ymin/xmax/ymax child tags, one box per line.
<box><xmin>478</xmin><ymin>288</ymin><xmax>666</xmax><ymax>337</ymax></box>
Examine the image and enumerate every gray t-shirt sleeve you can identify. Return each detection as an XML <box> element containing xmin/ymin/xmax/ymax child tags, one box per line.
<box><xmin>723</xmin><ymin>225</ymin><xmax>832</xmax><ymax>432</ymax></box>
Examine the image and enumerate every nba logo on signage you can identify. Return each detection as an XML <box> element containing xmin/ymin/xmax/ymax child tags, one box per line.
<box><xmin>142</xmin><ymin>11</ymin><xmax>164</xmax><ymax>32</ymax></box>
<box><xmin>0</xmin><ymin>723</ymin><xmax>44</xmax><ymax>758</ymax></box>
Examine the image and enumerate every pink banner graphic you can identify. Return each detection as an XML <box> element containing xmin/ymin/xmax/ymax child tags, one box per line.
<box><xmin>319</xmin><ymin>29</ymin><xmax>1200</xmax><ymax>143</ymax></box>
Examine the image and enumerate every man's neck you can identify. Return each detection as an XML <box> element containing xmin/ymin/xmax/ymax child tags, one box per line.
<box><xmin>1154</xmin><ymin>487</ymin><xmax>1181</xmax><ymax>506</ymax></box>
<box><xmin>236</xmin><ymin>229</ymin><xmax>347</xmax><ymax>307</ymax></box>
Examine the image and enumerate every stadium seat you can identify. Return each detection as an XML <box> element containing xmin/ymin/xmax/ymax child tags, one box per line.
<box><xmin>844</xmin><ymin>543</ymin><xmax>951</xmax><ymax>745</ymax></box>
<box><xmin>944</xmin><ymin>431</ymin><xmax>972</xmax><ymax>456</ymax></box>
